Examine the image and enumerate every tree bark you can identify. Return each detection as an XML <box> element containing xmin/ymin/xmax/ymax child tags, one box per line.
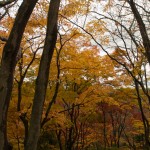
<box><xmin>0</xmin><ymin>0</ymin><xmax>38</xmax><ymax>149</ymax></box>
<box><xmin>25</xmin><ymin>0</ymin><xmax>60</xmax><ymax>150</ymax></box>
<box><xmin>128</xmin><ymin>0</ymin><xmax>150</xmax><ymax>64</ymax></box>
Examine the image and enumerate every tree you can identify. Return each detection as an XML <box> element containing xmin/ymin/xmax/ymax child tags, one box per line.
<box><xmin>61</xmin><ymin>0</ymin><xmax>150</xmax><ymax>148</ymax></box>
<box><xmin>127</xmin><ymin>0</ymin><xmax>150</xmax><ymax>64</ymax></box>
<box><xmin>25</xmin><ymin>0</ymin><xmax>60</xmax><ymax>149</ymax></box>
<box><xmin>0</xmin><ymin>0</ymin><xmax>38</xmax><ymax>149</ymax></box>
<box><xmin>0</xmin><ymin>0</ymin><xmax>149</xmax><ymax>149</ymax></box>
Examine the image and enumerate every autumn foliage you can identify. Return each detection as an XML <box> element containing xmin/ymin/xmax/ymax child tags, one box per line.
<box><xmin>0</xmin><ymin>0</ymin><xmax>150</xmax><ymax>150</ymax></box>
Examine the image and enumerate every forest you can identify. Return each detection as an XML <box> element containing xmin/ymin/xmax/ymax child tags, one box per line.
<box><xmin>0</xmin><ymin>0</ymin><xmax>150</xmax><ymax>150</ymax></box>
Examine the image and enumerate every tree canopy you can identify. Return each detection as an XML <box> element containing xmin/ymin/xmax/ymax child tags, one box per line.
<box><xmin>0</xmin><ymin>0</ymin><xmax>150</xmax><ymax>149</ymax></box>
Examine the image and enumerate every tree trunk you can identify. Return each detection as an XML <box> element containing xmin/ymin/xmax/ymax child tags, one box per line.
<box><xmin>128</xmin><ymin>0</ymin><xmax>150</xmax><ymax>64</ymax></box>
<box><xmin>0</xmin><ymin>0</ymin><xmax>38</xmax><ymax>149</ymax></box>
<box><xmin>134</xmin><ymin>80</ymin><xmax>150</xmax><ymax>149</ymax></box>
<box><xmin>56</xmin><ymin>130</ymin><xmax>63</xmax><ymax>150</ymax></box>
<box><xmin>25</xmin><ymin>0</ymin><xmax>60</xmax><ymax>150</ymax></box>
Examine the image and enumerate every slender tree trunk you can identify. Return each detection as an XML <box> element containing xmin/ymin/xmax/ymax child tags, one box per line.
<box><xmin>123</xmin><ymin>129</ymin><xmax>136</xmax><ymax>150</ymax></box>
<box><xmin>128</xmin><ymin>0</ymin><xmax>150</xmax><ymax>64</ymax></box>
<box><xmin>17</xmin><ymin>78</ymin><xmax>29</xmax><ymax>146</ymax></box>
<box><xmin>67</xmin><ymin>106</ymin><xmax>74</xmax><ymax>150</ymax></box>
<box><xmin>134</xmin><ymin>80</ymin><xmax>150</xmax><ymax>149</ymax></box>
<box><xmin>17</xmin><ymin>44</ymin><xmax>38</xmax><ymax>146</ymax></box>
<box><xmin>0</xmin><ymin>1</ymin><xmax>38</xmax><ymax>149</ymax></box>
<box><xmin>41</xmin><ymin>50</ymin><xmax>61</xmax><ymax>127</ymax></box>
<box><xmin>56</xmin><ymin>130</ymin><xmax>63</xmax><ymax>150</ymax></box>
<box><xmin>109</xmin><ymin>112</ymin><xmax>117</xmax><ymax>147</ymax></box>
<box><xmin>101</xmin><ymin>103</ymin><xmax>107</xmax><ymax>149</ymax></box>
<box><xmin>25</xmin><ymin>0</ymin><xmax>60</xmax><ymax>150</ymax></box>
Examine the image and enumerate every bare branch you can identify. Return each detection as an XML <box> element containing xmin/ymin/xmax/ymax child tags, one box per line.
<box><xmin>0</xmin><ymin>0</ymin><xmax>17</xmax><ymax>7</ymax></box>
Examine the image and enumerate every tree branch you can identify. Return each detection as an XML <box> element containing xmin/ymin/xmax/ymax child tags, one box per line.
<box><xmin>0</xmin><ymin>0</ymin><xmax>17</xmax><ymax>7</ymax></box>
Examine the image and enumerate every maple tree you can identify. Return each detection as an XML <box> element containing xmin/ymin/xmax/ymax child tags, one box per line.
<box><xmin>0</xmin><ymin>0</ymin><xmax>149</xmax><ymax>150</ymax></box>
<box><xmin>62</xmin><ymin>0</ymin><xmax>150</xmax><ymax>149</ymax></box>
